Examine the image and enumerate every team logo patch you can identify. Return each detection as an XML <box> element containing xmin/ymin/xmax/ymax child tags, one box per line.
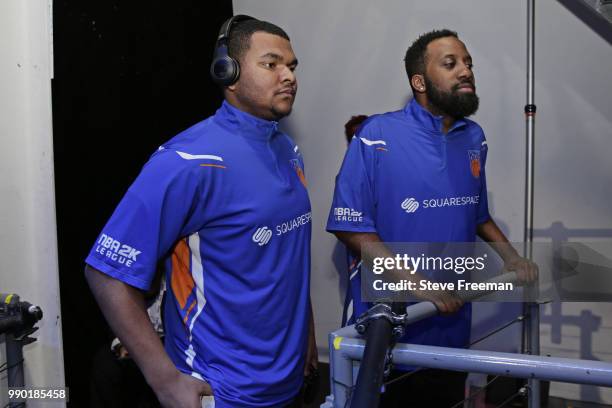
<box><xmin>252</xmin><ymin>227</ymin><xmax>272</xmax><ymax>246</ymax></box>
<box><xmin>468</xmin><ymin>150</ymin><xmax>481</xmax><ymax>178</ymax></box>
<box><xmin>290</xmin><ymin>159</ymin><xmax>308</xmax><ymax>187</ymax></box>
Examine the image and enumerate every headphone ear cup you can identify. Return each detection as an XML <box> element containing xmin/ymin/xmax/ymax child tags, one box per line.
<box><xmin>211</xmin><ymin>15</ymin><xmax>254</xmax><ymax>87</ymax></box>
<box><xmin>210</xmin><ymin>54</ymin><xmax>240</xmax><ymax>86</ymax></box>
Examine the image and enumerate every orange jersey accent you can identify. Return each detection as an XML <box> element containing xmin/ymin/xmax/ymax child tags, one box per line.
<box><xmin>170</xmin><ymin>239</ymin><xmax>195</xmax><ymax>310</ymax></box>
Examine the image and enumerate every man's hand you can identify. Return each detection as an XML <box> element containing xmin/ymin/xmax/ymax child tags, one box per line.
<box><xmin>152</xmin><ymin>370</ymin><xmax>213</xmax><ymax>408</ymax></box>
<box><xmin>504</xmin><ymin>255</ymin><xmax>538</xmax><ymax>285</ymax></box>
<box><xmin>476</xmin><ymin>219</ymin><xmax>539</xmax><ymax>286</ymax></box>
<box><xmin>428</xmin><ymin>290</ymin><xmax>464</xmax><ymax>315</ymax></box>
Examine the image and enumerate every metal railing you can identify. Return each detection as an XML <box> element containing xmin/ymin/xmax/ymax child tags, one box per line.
<box><xmin>321</xmin><ymin>273</ymin><xmax>612</xmax><ymax>408</ymax></box>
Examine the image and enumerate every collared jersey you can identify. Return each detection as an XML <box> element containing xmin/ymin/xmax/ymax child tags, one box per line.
<box><xmin>327</xmin><ymin>98</ymin><xmax>490</xmax><ymax>349</ymax></box>
<box><xmin>86</xmin><ymin>101</ymin><xmax>311</xmax><ymax>407</ymax></box>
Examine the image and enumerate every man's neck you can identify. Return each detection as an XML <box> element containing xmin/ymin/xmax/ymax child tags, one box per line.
<box><xmin>224</xmin><ymin>96</ymin><xmax>277</xmax><ymax>122</ymax></box>
<box><xmin>416</xmin><ymin>96</ymin><xmax>455</xmax><ymax>134</ymax></box>
<box><xmin>439</xmin><ymin>115</ymin><xmax>454</xmax><ymax>135</ymax></box>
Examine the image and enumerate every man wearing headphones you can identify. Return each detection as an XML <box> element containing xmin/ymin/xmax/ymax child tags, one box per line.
<box><xmin>327</xmin><ymin>29</ymin><xmax>537</xmax><ymax>406</ymax></box>
<box><xmin>85</xmin><ymin>16</ymin><xmax>315</xmax><ymax>408</ymax></box>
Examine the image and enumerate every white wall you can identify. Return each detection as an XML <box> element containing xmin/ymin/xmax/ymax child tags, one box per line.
<box><xmin>533</xmin><ymin>1</ymin><xmax>612</xmax><ymax>403</ymax></box>
<box><xmin>0</xmin><ymin>0</ymin><xmax>65</xmax><ymax>406</ymax></box>
<box><xmin>235</xmin><ymin>0</ymin><xmax>612</xmax><ymax>403</ymax></box>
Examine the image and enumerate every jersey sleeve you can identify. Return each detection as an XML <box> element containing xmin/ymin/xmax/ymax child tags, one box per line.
<box><xmin>476</xmin><ymin>136</ymin><xmax>491</xmax><ymax>224</ymax></box>
<box><xmin>85</xmin><ymin>150</ymin><xmax>207</xmax><ymax>290</ymax></box>
<box><xmin>326</xmin><ymin>122</ymin><xmax>379</xmax><ymax>233</ymax></box>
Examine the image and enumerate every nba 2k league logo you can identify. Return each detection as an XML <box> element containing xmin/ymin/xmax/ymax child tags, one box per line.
<box><xmin>401</xmin><ymin>198</ymin><xmax>419</xmax><ymax>213</ymax></box>
<box><xmin>252</xmin><ymin>227</ymin><xmax>272</xmax><ymax>246</ymax></box>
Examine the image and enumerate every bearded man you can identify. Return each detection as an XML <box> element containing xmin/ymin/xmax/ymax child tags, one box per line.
<box><xmin>326</xmin><ymin>29</ymin><xmax>536</xmax><ymax>407</ymax></box>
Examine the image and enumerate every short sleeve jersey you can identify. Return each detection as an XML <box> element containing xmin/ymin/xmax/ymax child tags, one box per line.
<box><xmin>327</xmin><ymin>98</ymin><xmax>490</xmax><ymax>348</ymax></box>
<box><xmin>86</xmin><ymin>101</ymin><xmax>312</xmax><ymax>408</ymax></box>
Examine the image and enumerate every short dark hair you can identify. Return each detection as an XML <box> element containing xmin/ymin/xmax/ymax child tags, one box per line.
<box><xmin>228</xmin><ymin>19</ymin><xmax>290</xmax><ymax>63</ymax></box>
<box><xmin>404</xmin><ymin>29</ymin><xmax>458</xmax><ymax>86</ymax></box>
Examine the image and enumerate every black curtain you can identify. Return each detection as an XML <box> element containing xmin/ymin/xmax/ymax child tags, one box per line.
<box><xmin>52</xmin><ymin>1</ymin><xmax>233</xmax><ymax>405</ymax></box>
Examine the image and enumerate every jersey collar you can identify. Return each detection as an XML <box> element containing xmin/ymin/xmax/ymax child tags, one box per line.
<box><xmin>404</xmin><ymin>98</ymin><xmax>467</xmax><ymax>134</ymax></box>
<box><xmin>215</xmin><ymin>100</ymin><xmax>279</xmax><ymax>141</ymax></box>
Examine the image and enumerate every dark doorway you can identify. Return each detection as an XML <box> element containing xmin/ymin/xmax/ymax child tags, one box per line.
<box><xmin>52</xmin><ymin>1</ymin><xmax>232</xmax><ymax>405</ymax></box>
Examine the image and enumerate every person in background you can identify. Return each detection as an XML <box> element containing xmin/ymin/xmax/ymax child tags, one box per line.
<box><xmin>339</xmin><ymin>114</ymin><xmax>368</xmax><ymax>326</ymax></box>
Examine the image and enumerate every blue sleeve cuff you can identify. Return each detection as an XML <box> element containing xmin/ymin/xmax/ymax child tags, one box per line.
<box><xmin>326</xmin><ymin>224</ymin><xmax>378</xmax><ymax>234</ymax></box>
<box><xmin>476</xmin><ymin>214</ymin><xmax>491</xmax><ymax>225</ymax></box>
<box><xmin>85</xmin><ymin>255</ymin><xmax>152</xmax><ymax>291</ymax></box>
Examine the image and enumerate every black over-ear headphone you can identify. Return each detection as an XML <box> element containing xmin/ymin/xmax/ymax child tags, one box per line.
<box><xmin>210</xmin><ymin>15</ymin><xmax>256</xmax><ymax>87</ymax></box>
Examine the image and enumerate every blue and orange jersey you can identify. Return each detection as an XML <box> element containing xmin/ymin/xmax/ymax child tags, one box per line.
<box><xmin>86</xmin><ymin>101</ymin><xmax>311</xmax><ymax>407</ymax></box>
<box><xmin>328</xmin><ymin>98</ymin><xmax>491</xmax><ymax>350</ymax></box>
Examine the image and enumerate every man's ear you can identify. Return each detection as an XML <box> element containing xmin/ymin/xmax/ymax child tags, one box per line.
<box><xmin>411</xmin><ymin>74</ymin><xmax>426</xmax><ymax>93</ymax></box>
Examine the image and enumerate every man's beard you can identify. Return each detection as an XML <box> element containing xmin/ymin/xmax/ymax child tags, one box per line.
<box><xmin>425</xmin><ymin>77</ymin><xmax>479</xmax><ymax>119</ymax></box>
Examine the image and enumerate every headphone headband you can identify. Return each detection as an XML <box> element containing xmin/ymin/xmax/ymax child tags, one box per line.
<box><xmin>216</xmin><ymin>15</ymin><xmax>255</xmax><ymax>46</ymax></box>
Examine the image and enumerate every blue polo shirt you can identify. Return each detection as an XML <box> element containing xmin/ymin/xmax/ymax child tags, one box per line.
<box><xmin>327</xmin><ymin>98</ymin><xmax>490</xmax><ymax>349</ymax></box>
<box><xmin>86</xmin><ymin>101</ymin><xmax>311</xmax><ymax>407</ymax></box>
